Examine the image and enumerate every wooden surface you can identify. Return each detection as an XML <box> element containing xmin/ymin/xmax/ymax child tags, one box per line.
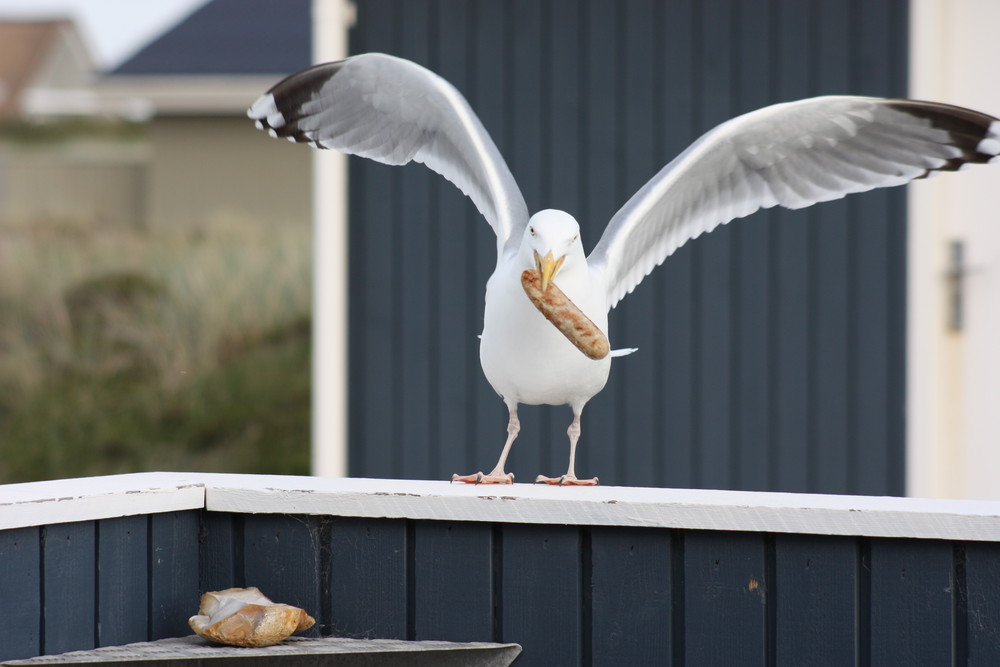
<box><xmin>6</xmin><ymin>485</ymin><xmax>1000</xmax><ymax>665</ymax></box>
<box><xmin>42</xmin><ymin>522</ymin><xmax>96</xmax><ymax>655</ymax></box>
<box><xmin>8</xmin><ymin>472</ymin><xmax>1000</xmax><ymax>541</ymax></box>
<box><xmin>3</xmin><ymin>636</ymin><xmax>522</xmax><ymax>666</ymax></box>
<box><xmin>0</xmin><ymin>528</ymin><xmax>41</xmax><ymax>660</ymax></box>
<box><xmin>0</xmin><ymin>473</ymin><xmax>204</xmax><ymax>531</ymax></box>
<box><xmin>774</xmin><ymin>535</ymin><xmax>858</xmax><ymax>664</ymax></box>
<box><xmin>97</xmin><ymin>516</ymin><xmax>148</xmax><ymax>647</ymax></box>
<box><xmin>412</xmin><ymin>522</ymin><xmax>495</xmax><ymax>642</ymax></box>
<box><xmin>589</xmin><ymin>527</ymin><xmax>673</xmax><ymax>663</ymax></box>
<box><xmin>205</xmin><ymin>475</ymin><xmax>1000</xmax><ymax>541</ymax></box>
<box><xmin>327</xmin><ymin>517</ymin><xmax>408</xmax><ymax>639</ymax></box>
<box><xmin>149</xmin><ymin>512</ymin><xmax>201</xmax><ymax>640</ymax></box>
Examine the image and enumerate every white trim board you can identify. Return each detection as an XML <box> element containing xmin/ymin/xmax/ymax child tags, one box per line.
<box><xmin>309</xmin><ymin>0</ymin><xmax>353</xmax><ymax>478</ymax></box>
<box><xmin>0</xmin><ymin>472</ymin><xmax>205</xmax><ymax>531</ymax></box>
<box><xmin>4</xmin><ymin>472</ymin><xmax>1000</xmax><ymax>541</ymax></box>
<box><xmin>908</xmin><ymin>0</ymin><xmax>1000</xmax><ymax>500</ymax></box>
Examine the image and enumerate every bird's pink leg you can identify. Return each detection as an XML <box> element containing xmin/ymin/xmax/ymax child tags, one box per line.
<box><xmin>451</xmin><ymin>408</ymin><xmax>518</xmax><ymax>484</ymax></box>
<box><xmin>535</xmin><ymin>413</ymin><xmax>599</xmax><ymax>486</ymax></box>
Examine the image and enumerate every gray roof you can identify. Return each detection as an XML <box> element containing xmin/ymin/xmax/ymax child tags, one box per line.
<box><xmin>111</xmin><ymin>0</ymin><xmax>311</xmax><ymax>76</ymax></box>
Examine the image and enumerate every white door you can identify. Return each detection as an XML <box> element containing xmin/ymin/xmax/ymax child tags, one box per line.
<box><xmin>909</xmin><ymin>0</ymin><xmax>1000</xmax><ymax>499</ymax></box>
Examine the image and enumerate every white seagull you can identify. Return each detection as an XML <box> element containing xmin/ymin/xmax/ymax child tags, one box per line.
<box><xmin>249</xmin><ymin>52</ymin><xmax>1000</xmax><ymax>485</ymax></box>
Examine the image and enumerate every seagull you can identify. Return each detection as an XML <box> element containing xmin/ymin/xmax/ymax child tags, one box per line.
<box><xmin>249</xmin><ymin>52</ymin><xmax>1000</xmax><ymax>485</ymax></box>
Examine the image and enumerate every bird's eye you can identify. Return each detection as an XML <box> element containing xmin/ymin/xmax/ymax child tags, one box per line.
<box><xmin>529</xmin><ymin>226</ymin><xmax>535</xmax><ymax>236</ymax></box>
<box><xmin>572</xmin><ymin>234</ymin><xmax>578</xmax><ymax>243</ymax></box>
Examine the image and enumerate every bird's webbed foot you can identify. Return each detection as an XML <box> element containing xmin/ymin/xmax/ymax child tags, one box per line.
<box><xmin>534</xmin><ymin>474</ymin><xmax>599</xmax><ymax>486</ymax></box>
<box><xmin>451</xmin><ymin>471</ymin><xmax>515</xmax><ymax>485</ymax></box>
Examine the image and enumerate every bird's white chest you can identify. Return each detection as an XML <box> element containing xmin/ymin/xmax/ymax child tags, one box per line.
<box><xmin>479</xmin><ymin>263</ymin><xmax>611</xmax><ymax>407</ymax></box>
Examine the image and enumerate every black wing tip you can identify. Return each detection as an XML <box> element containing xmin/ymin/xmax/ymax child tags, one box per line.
<box><xmin>884</xmin><ymin>99</ymin><xmax>1000</xmax><ymax>169</ymax></box>
<box><xmin>247</xmin><ymin>104</ymin><xmax>326</xmax><ymax>150</ymax></box>
<box><xmin>884</xmin><ymin>98</ymin><xmax>998</xmax><ymax>126</ymax></box>
<box><xmin>264</xmin><ymin>58</ymin><xmax>349</xmax><ymax>97</ymax></box>
<box><xmin>248</xmin><ymin>59</ymin><xmax>353</xmax><ymax>148</ymax></box>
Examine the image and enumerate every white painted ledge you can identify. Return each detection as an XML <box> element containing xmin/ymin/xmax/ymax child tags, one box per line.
<box><xmin>0</xmin><ymin>472</ymin><xmax>205</xmax><ymax>531</ymax></box>
<box><xmin>4</xmin><ymin>472</ymin><xmax>1000</xmax><ymax>541</ymax></box>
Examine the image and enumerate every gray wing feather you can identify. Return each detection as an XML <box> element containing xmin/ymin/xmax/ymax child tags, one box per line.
<box><xmin>589</xmin><ymin>96</ymin><xmax>1000</xmax><ymax>308</ymax></box>
<box><xmin>248</xmin><ymin>53</ymin><xmax>529</xmax><ymax>264</ymax></box>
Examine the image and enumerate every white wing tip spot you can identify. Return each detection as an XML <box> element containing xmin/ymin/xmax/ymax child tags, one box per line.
<box><xmin>977</xmin><ymin>136</ymin><xmax>1000</xmax><ymax>157</ymax></box>
<box><xmin>247</xmin><ymin>94</ymin><xmax>288</xmax><ymax>129</ymax></box>
<box><xmin>247</xmin><ymin>94</ymin><xmax>273</xmax><ymax>118</ymax></box>
<box><xmin>978</xmin><ymin>120</ymin><xmax>1000</xmax><ymax>156</ymax></box>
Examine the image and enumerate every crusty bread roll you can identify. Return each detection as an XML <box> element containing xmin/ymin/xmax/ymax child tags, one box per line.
<box><xmin>521</xmin><ymin>269</ymin><xmax>610</xmax><ymax>360</ymax></box>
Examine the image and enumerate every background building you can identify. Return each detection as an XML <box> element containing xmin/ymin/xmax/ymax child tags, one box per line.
<box><xmin>2</xmin><ymin>0</ymin><xmax>998</xmax><ymax>499</ymax></box>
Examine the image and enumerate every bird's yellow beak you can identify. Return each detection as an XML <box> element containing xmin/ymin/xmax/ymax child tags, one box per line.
<box><xmin>534</xmin><ymin>250</ymin><xmax>565</xmax><ymax>292</ymax></box>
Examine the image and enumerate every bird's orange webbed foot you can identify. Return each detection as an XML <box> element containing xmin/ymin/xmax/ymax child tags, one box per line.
<box><xmin>451</xmin><ymin>472</ymin><xmax>515</xmax><ymax>484</ymax></box>
<box><xmin>534</xmin><ymin>474</ymin><xmax>599</xmax><ymax>486</ymax></box>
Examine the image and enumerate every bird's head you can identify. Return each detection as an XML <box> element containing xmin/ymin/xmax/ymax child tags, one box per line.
<box><xmin>523</xmin><ymin>209</ymin><xmax>584</xmax><ymax>291</ymax></box>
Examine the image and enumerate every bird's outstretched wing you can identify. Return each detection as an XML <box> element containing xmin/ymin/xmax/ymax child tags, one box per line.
<box><xmin>248</xmin><ymin>52</ymin><xmax>529</xmax><ymax>264</ymax></box>
<box><xmin>588</xmin><ymin>96</ymin><xmax>1000</xmax><ymax>308</ymax></box>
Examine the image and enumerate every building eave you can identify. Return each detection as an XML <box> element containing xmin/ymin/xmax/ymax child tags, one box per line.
<box><xmin>95</xmin><ymin>74</ymin><xmax>282</xmax><ymax>117</ymax></box>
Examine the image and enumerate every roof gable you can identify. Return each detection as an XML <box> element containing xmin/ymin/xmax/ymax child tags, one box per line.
<box><xmin>0</xmin><ymin>20</ymin><xmax>94</xmax><ymax>118</ymax></box>
<box><xmin>111</xmin><ymin>0</ymin><xmax>311</xmax><ymax>76</ymax></box>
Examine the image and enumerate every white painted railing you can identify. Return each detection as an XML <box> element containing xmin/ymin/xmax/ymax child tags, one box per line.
<box><xmin>5</xmin><ymin>472</ymin><xmax>1000</xmax><ymax>541</ymax></box>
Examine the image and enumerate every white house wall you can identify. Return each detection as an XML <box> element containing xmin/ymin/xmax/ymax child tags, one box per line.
<box><xmin>146</xmin><ymin>116</ymin><xmax>312</xmax><ymax>228</ymax></box>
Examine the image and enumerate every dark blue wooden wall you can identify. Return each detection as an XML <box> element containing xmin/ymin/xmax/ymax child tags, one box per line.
<box><xmin>0</xmin><ymin>514</ymin><xmax>200</xmax><ymax>662</ymax></box>
<box><xmin>4</xmin><ymin>512</ymin><xmax>1000</xmax><ymax>665</ymax></box>
<box><xmin>346</xmin><ymin>0</ymin><xmax>909</xmax><ymax>493</ymax></box>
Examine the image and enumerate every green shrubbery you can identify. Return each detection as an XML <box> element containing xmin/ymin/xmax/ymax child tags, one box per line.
<box><xmin>0</xmin><ymin>218</ymin><xmax>312</xmax><ymax>483</ymax></box>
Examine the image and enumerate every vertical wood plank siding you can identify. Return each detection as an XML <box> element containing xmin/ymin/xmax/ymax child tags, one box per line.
<box><xmin>42</xmin><ymin>522</ymin><xmax>96</xmax><ymax>655</ymax></box>
<box><xmin>412</xmin><ymin>521</ymin><xmax>494</xmax><ymax>642</ymax></box>
<box><xmin>0</xmin><ymin>527</ymin><xmax>41</xmax><ymax>660</ymax></box>
<box><xmin>96</xmin><ymin>516</ymin><xmax>149</xmax><ymax>647</ymax></box>
<box><xmin>8</xmin><ymin>512</ymin><xmax>1000</xmax><ymax>665</ymax></box>
<box><xmin>346</xmin><ymin>0</ymin><xmax>908</xmax><ymax>494</ymax></box>
<box><xmin>326</xmin><ymin>517</ymin><xmax>408</xmax><ymax>639</ymax></box>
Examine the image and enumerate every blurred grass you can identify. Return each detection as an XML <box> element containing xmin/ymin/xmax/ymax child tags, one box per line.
<box><xmin>0</xmin><ymin>217</ymin><xmax>312</xmax><ymax>483</ymax></box>
<box><xmin>0</xmin><ymin>117</ymin><xmax>145</xmax><ymax>145</ymax></box>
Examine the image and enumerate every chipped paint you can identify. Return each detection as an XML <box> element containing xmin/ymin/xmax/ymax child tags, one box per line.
<box><xmin>8</xmin><ymin>474</ymin><xmax>1000</xmax><ymax>541</ymax></box>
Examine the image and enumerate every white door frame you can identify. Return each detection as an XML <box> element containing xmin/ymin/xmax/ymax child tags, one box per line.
<box><xmin>311</xmin><ymin>0</ymin><xmax>355</xmax><ymax>477</ymax></box>
<box><xmin>908</xmin><ymin>0</ymin><xmax>1000</xmax><ymax>499</ymax></box>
